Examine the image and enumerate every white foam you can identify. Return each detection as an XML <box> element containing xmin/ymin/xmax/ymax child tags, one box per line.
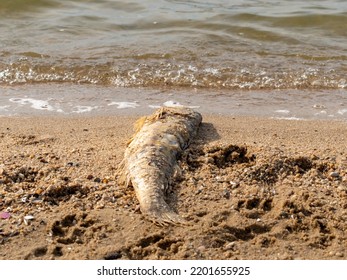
<box><xmin>337</xmin><ymin>109</ymin><xmax>347</xmax><ymax>115</ymax></box>
<box><xmin>275</xmin><ymin>109</ymin><xmax>290</xmax><ymax>114</ymax></box>
<box><xmin>272</xmin><ymin>116</ymin><xmax>303</xmax><ymax>121</ymax></box>
<box><xmin>313</xmin><ymin>104</ymin><xmax>326</xmax><ymax>109</ymax></box>
<box><xmin>163</xmin><ymin>100</ymin><xmax>183</xmax><ymax>107</ymax></box>
<box><xmin>204</xmin><ymin>68</ymin><xmax>219</xmax><ymax>75</ymax></box>
<box><xmin>162</xmin><ymin>100</ymin><xmax>200</xmax><ymax>109</ymax></box>
<box><xmin>72</xmin><ymin>106</ymin><xmax>98</xmax><ymax>113</ymax></box>
<box><xmin>9</xmin><ymin>98</ymin><xmax>54</xmax><ymax>111</ymax></box>
<box><xmin>108</xmin><ymin>101</ymin><xmax>139</xmax><ymax>109</ymax></box>
<box><xmin>148</xmin><ymin>105</ymin><xmax>161</xmax><ymax>109</ymax></box>
<box><xmin>0</xmin><ymin>106</ymin><xmax>9</xmax><ymax>111</ymax></box>
<box><xmin>188</xmin><ymin>65</ymin><xmax>197</xmax><ymax>72</ymax></box>
<box><xmin>314</xmin><ymin>110</ymin><xmax>327</xmax><ymax>116</ymax></box>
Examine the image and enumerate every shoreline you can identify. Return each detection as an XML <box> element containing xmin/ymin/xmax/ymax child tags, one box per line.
<box><xmin>1</xmin><ymin>114</ymin><xmax>346</xmax><ymax>260</ymax></box>
<box><xmin>1</xmin><ymin>84</ymin><xmax>347</xmax><ymax>120</ymax></box>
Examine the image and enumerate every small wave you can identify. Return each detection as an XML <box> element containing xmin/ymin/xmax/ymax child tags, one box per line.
<box><xmin>1</xmin><ymin>61</ymin><xmax>346</xmax><ymax>90</ymax></box>
<box><xmin>9</xmin><ymin>97</ymin><xmax>55</xmax><ymax>111</ymax></box>
<box><xmin>108</xmin><ymin>101</ymin><xmax>139</xmax><ymax>109</ymax></box>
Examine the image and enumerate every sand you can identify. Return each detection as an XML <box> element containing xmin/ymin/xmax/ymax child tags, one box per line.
<box><xmin>0</xmin><ymin>114</ymin><xmax>346</xmax><ymax>260</ymax></box>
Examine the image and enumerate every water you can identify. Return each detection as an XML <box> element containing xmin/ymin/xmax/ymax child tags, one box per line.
<box><xmin>1</xmin><ymin>0</ymin><xmax>347</xmax><ymax>118</ymax></box>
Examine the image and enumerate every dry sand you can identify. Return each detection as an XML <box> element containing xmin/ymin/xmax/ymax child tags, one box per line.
<box><xmin>0</xmin><ymin>114</ymin><xmax>346</xmax><ymax>260</ymax></box>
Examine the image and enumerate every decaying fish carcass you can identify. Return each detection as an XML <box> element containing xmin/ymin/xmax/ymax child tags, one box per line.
<box><xmin>118</xmin><ymin>106</ymin><xmax>202</xmax><ymax>225</ymax></box>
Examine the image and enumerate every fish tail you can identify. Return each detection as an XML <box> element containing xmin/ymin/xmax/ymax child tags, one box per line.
<box><xmin>147</xmin><ymin>210</ymin><xmax>188</xmax><ymax>226</ymax></box>
<box><xmin>140</xmin><ymin>197</ymin><xmax>188</xmax><ymax>226</ymax></box>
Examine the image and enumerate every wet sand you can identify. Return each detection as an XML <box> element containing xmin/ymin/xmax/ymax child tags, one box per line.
<box><xmin>0</xmin><ymin>114</ymin><xmax>346</xmax><ymax>260</ymax></box>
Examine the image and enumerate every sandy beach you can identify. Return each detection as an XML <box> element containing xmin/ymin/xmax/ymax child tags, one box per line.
<box><xmin>0</xmin><ymin>114</ymin><xmax>346</xmax><ymax>260</ymax></box>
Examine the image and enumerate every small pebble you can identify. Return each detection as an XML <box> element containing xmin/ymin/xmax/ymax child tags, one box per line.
<box><xmin>102</xmin><ymin>178</ymin><xmax>109</xmax><ymax>184</ymax></box>
<box><xmin>66</xmin><ymin>162</ymin><xmax>80</xmax><ymax>167</ymax></box>
<box><xmin>94</xmin><ymin>177</ymin><xmax>101</xmax><ymax>183</ymax></box>
<box><xmin>35</xmin><ymin>189</ymin><xmax>44</xmax><ymax>195</ymax></box>
<box><xmin>196</xmin><ymin>185</ymin><xmax>204</xmax><ymax>194</ymax></box>
<box><xmin>225</xmin><ymin>242</ymin><xmax>235</xmax><ymax>250</ymax></box>
<box><xmin>31</xmin><ymin>198</ymin><xmax>43</xmax><ymax>204</ymax></box>
<box><xmin>216</xmin><ymin>176</ymin><xmax>223</xmax><ymax>182</ymax></box>
<box><xmin>330</xmin><ymin>172</ymin><xmax>340</xmax><ymax>178</ymax></box>
<box><xmin>0</xmin><ymin>212</ymin><xmax>11</xmax><ymax>219</ymax></box>
<box><xmin>197</xmin><ymin>246</ymin><xmax>206</xmax><ymax>252</ymax></box>
<box><xmin>24</xmin><ymin>215</ymin><xmax>34</xmax><ymax>225</ymax></box>
<box><xmin>223</xmin><ymin>189</ymin><xmax>230</xmax><ymax>199</ymax></box>
<box><xmin>335</xmin><ymin>252</ymin><xmax>344</xmax><ymax>257</ymax></box>
<box><xmin>95</xmin><ymin>204</ymin><xmax>105</xmax><ymax>210</ymax></box>
<box><xmin>24</xmin><ymin>215</ymin><xmax>34</xmax><ymax>220</ymax></box>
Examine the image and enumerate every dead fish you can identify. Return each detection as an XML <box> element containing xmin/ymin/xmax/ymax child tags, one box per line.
<box><xmin>119</xmin><ymin>106</ymin><xmax>202</xmax><ymax>225</ymax></box>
